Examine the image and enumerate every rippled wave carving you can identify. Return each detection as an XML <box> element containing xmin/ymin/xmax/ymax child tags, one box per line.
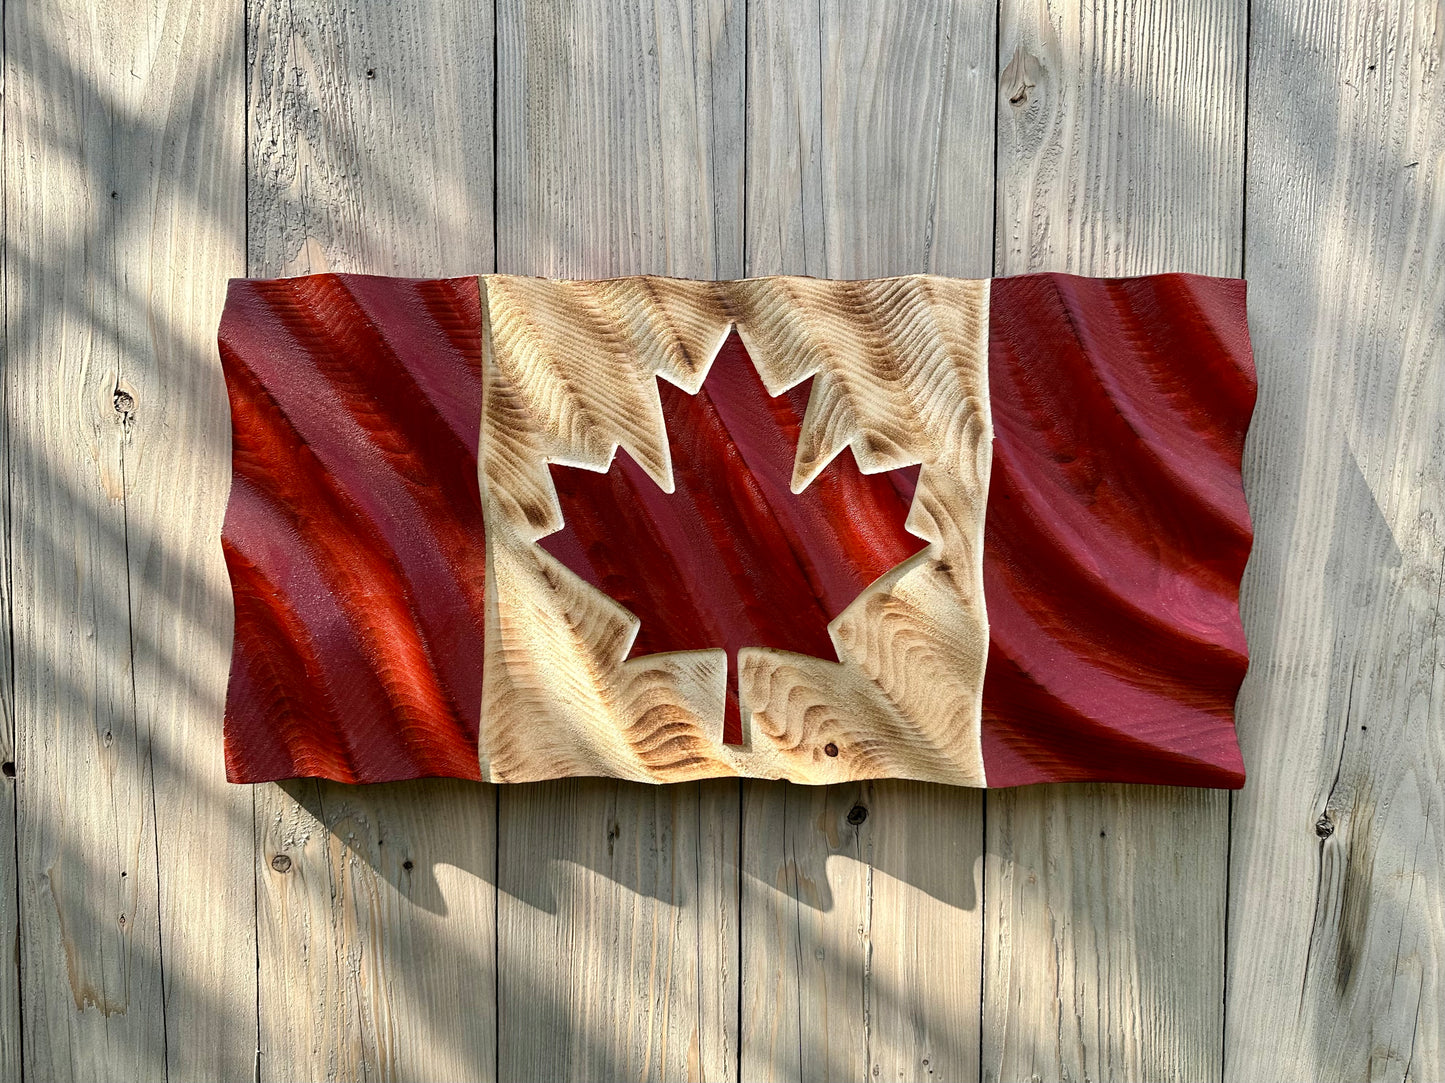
<box><xmin>480</xmin><ymin>275</ymin><xmax>993</xmax><ymax>785</ymax></box>
<box><xmin>220</xmin><ymin>275</ymin><xmax>486</xmax><ymax>783</ymax></box>
<box><xmin>980</xmin><ymin>273</ymin><xmax>1255</xmax><ymax>787</ymax></box>
<box><xmin>217</xmin><ymin>270</ymin><xmax>1254</xmax><ymax>788</ymax></box>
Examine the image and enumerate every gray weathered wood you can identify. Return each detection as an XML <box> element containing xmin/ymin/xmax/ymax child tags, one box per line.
<box><xmin>740</xmin><ymin>2</ymin><xmax>994</xmax><ymax>1079</ymax></box>
<box><xmin>1</xmin><ymin>40</ymin><xmax>17</xmax><ymax>1064</ymax></box>
<box><xmin>493</xmin><ymin>0</ymin><xmax>744</xmax><ymax>1078</ymax></box>
<box><xmin>5</xmin><ymin>0</ymin><xmax>250</xmax><ymax>1077</ymax></box>
<box><xmin>1225</xmin><ymin>2</ymin><xmax>1444</xmax><ymax>1079</ymax></box>
<box><xmin>0</xmin><ymin>676</ymin><xmax>14</xmax><ymax>1076</ymax></box>
<box><xmin>1</xmin><ymin>264</ymin><xmax>17</xmax><ymax>1083</ymax></box>
<box><xmin>985</xmin><ymin>1</ymin><xmax>1246</xmax><ymax>1080</ymax></box>
<box><xmin>114</xmin><ymin>7</ymin><xmax>254</xmax><ymax>1080</ymax></box>
<box><xmin>7</xmin><ymin>2</ymin><xmax>1444</xmax><ymax>1079</ymax></box>
<box><xmin>6</xmin><ymin>13</ymin><xmax>165</xmax><ymax>1077</ymax></box>
<box><xmin>247</xmin><ymin>0</ymin><xmax>498</xmax><ymax>1078</ymax></box>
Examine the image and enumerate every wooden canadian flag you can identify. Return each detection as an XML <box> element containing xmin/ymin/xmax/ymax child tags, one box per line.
<box><xmin>218</xmin><ymin>271</ymin><xmax>1254</xmax><ymax>788</ymax></box>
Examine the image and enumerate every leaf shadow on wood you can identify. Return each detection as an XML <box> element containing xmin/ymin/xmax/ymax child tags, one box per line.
<box><xmin>3</xmin><ymin>3</ymin><xmax>260</xmax><ymax>1075</ymax></box>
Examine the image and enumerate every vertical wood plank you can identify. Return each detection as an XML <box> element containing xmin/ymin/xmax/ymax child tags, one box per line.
<box><xmin>116</xmin><ymin>6</ymin><xmax>253</xmax><ymax>1080</ymax></box>
<box><xmin>0</xmin><ymin>627</ymin><xmax>15</xmax><ymax>1073</ymax></box>
<box><xmin>985</xmin><ymin>2</ymin><xmax>1246</xmax><ymax>1080</ymax></box>
<box><xmin>5</xmin><ymin>0</ymin><xmax>249</xmax><ymax>1077</ymax></box>
<box><xmin>1226</xmin><ymin>2</ymin><xmax>1444</xmax><ymax>1079</ymax></box>
<box><xmin>492</xmin><ymin>1</ymin><xmax>744</xmax><ymax>1078</ymax></box>
<box><xmin>1</xmin><ymin>181</ymin><xmax>17</xmax><ymax>1082</ymax></box>
<box><xmin>7</xmin><ymin>13</ymin><xmax>164</xmax><ymax>1077</ymax></box>
<box><xmin>247</xmin><ymin>0</ymin><xmax>498</xmax><ymax>1078</ymax></box>
<box><xmin>1</xmin><ymin>14</ymin><xmax>18</xmax><ymax>1053</ymax></box>
<box><xmin>741</xmin><ymin>2</ymin><xmax>994</xmax><ymax>1079</ymax></box>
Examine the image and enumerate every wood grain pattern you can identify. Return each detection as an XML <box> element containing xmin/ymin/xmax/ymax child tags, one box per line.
<box><xmin>982</xmin><ymin>271</ymin><xmax>1254</xmax><ymax>787</ymax></box>
<box><xmin>0</xmin><ymin>171</ymin><xmax>17</xmax><ymax>1083</ymax></box>
<box><xmin>493</xmin><ymin>1</ymin><xmax>744</xmax><ymax>1078</ymax></box>
<box><xmin>112</xmin><ymin>8</ymin><xmax>255</xmax><ymax>1078</ymax></box>
<box><xmin>246</xmin><ymin>0</ymin><xmax>498</xmax><ymax>1077</ymax></box>
<box><xmin>7</xmin><ymin>1</ymin><xmax>1442</xmax><ymax>1080</ymax></box>
<box><xmin>0</xmin><ymin>57</ymin><xmax>16</xmax><ymax>1066</ymax></box>
<box><xmin>540</xmin><ymin>331</ymin><xmax>927</xmax><ymax>750</ymax></box>
<box><xmin>221</xmin><ymin>275</ymin><xmax>487</xmax><ymax>784</ymax></box>
<box><xmin>740</xmin><ymin>2</ymin><xmax>994</xmax><ymax>1079</ymax></box>
<box><xmin>480</xmin><ymin>273</ymin><xmax>991</xmax><ymax>786</ymax></box>
<box><xmin>986</xmin><ymin>0</ymin><xmax>1246</xmax><ymax>1079</ymax></box>
<box><xmin>1225</xmin><ymin>2</ymin><xmax>1444</xmax><ymax>1078</ymax></box>
<box><xmin>5</xmin><ymin>0</ymin><xmax>252</xmax><ymax>1078</ymax></box>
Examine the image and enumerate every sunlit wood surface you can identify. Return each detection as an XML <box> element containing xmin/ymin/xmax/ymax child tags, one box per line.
<box><xmin>2</xmin><ymin>0</ymin><xmax>1440</xmax><ymax>1079</ymax></box>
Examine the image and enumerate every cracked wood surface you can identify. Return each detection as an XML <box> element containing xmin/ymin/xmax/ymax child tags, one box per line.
<box><xmin>2</xmin><ymin>0</ymin><xmax>1441</xmax><ymax>1081</ymax></box>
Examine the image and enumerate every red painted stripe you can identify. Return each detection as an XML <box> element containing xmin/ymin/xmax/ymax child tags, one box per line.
<box><xmin>220</xmin><ymin>274</ymin><xmax>486</xmax><ymax>783</ymax></box>
<box><xmin>980</xmin><ymin>272</ymin><xmax>1256</xmax><ymax>787</ymax></box>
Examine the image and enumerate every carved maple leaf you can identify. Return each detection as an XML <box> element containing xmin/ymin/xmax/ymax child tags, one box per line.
<box><xmin>538</xmin><ymin>331</ymin><xmax>924</xmax><ymax>745</ymax></box>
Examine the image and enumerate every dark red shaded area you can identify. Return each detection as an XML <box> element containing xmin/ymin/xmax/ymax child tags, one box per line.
<box><xmin>539</xmin><ymin>333</ymin><xmax>924</xmax><ymax>744</ymax></box>
<box><xmin>980</xmin><ymin>273</ymin><xmax>1256</xmax><ymax>788</ymax></box>
<box><xmin>220</xmin><ymin>274</ymin><xmax>486</xmax><ymax>783</ymax></box>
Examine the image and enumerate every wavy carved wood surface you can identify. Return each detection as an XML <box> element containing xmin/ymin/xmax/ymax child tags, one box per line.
<box><xmin>479</xmin><ymin>273</ymin><xmax>993</xmax><ymax>785</ymax></box>
<box><xmin>220</xmin><ymin>274</ymin><xmax>487</xmax><ymax>783</ymax></box>
<box><xmin>219</xmin><ymin>269</ymin><xmax>1258</xmax><ymax>789</ymax></box>
<box><xmin>981</xmin><ymin>272</ymin><xmax>1255</xmax><ymax>786</ymax></box>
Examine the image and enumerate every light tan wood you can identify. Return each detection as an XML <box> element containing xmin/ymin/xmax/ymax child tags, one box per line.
<box><xmin>1225</xmin><ymin>2</ymin><xmax>1444</xmax><ymax>1079</ymax></box>
<box><xmin>492</xmin><ymin>1</ymin><xmax>744</xmax><ymax>1077</ymax></box>
<box><xmin>115</xmin><ymin>8</ymin><xmax>254</xmax><ymax>1080</ymax></box>
<box><xmin>985</xmin><ymin>1</ymin><xmax>1246</xmax><ymax>1080</ymax></box>
<box><xmin>730</xmin><ymin>276</ymin><xmax>990</xmax><ymax>788</ymax></box>
<box><xmin>5</xmin><ymin>1</ymin><xmax>251</xmax><ymax>1077</ymax></box>
<box><xmin>739</xmin><ymin>2</ymin><xmax>994</xmax><ymax>1079</ymax></box>
<box><xmin>478</xmin><ymin>273</ymin><xmax>991</xmax><ymax>787</ymax></box>
<box><xmin>247</xmin><ymin>0</ymin><xmax>498</xmax><ymax>1078</ymax></box>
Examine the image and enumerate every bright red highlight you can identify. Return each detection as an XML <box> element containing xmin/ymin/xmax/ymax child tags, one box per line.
<box><xmin>220</xmin><ymin>274</ymin><xmax>487</xmax><ymax>783</ymax></box>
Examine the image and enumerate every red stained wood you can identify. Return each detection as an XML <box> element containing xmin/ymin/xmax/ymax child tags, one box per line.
<box><xmin>979</xmin><ymin>272</ymin><xmax>1256</xmax><ymax>787</ymax></box>
<box><xmin>219</xmin><ymin>274</ymin><xmax>486</xmax><ymax>783</ymax></box>
<box><xmin>219</xmin><ymin>271</ymin><xmax>1257</xmax><ymax>788</ymax></box>
<box><xmin>538</xmin><ymin>332</ymin><xmax>924</xmax><ymax>744</ymax></box>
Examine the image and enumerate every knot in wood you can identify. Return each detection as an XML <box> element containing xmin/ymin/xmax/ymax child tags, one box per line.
<box><xmin>823</xmin><ymin>742</ymin><xmax>839</xmax><ymax>758</ymax></box>
<box><xmin>1314</xmin><ymin>816</ymin><xmax>1334</xmax><ymax>839</ymax></box>
<box><xmin>270</xmin><ymin>853</ymin><xmax>292</xmax><ymax>873</ymax></box>
<box><xmin>846</xmin><ymin>805</ymin><xmax>868</xmax><ymax>826</ymax></box>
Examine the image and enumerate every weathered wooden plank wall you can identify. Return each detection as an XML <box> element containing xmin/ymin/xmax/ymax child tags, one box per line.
<box><xmin>2</xmin><ymin>1</ymin><xmax>1441</xmax><ymax>1081</ymax></box>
